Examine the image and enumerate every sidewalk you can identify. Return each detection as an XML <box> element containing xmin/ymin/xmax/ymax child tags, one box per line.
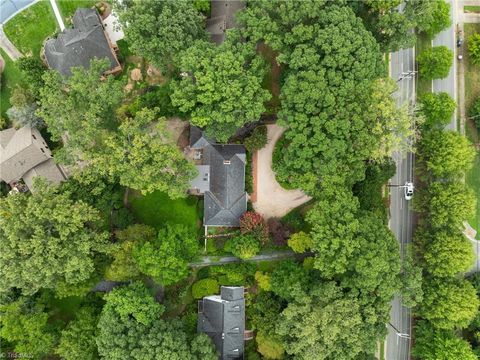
<box><xmin>0</xmin><ymin>24</ymin><xmax>22</xmax><ymax>60</ymax></box>
<box><xmin>49</xmin><ymin>0</ymin><xmax>65</xmax><ymax>31</ymax></box>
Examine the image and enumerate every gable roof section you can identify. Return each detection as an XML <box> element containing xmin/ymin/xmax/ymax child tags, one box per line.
<box><xmin>44</xmin><ymin>8</ymin><xmax>119</xmax><ymax>77</ymax></box>
<box><xmin>0</xmin><ymin>127</ymin><xmax>50</xmax><ymax>183</ymax></box>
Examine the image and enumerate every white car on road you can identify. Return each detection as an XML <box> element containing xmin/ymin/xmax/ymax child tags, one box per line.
<box><xmin>404</xmin><ymin>182</ymin><xmax>414</xmax><ymax>201</ymax></box>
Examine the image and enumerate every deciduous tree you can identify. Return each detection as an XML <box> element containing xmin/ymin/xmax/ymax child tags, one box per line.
<box><xmin>226</xmin><ymin>233</ymin><xmax>261</xmax><ymax>260</ymax></box>
<box><xmin>171</xmin><ymin>38</ymin><xmax>270</xmax><ymax>142</ymax></box>
<box><xmin>288</xmin><ymin>231</ymin><xmax>313</xmax><ymax>253</ymax></box>
<box><xmin>419</xmin><ymin>92</ymin><xmax>456</xmax><ymax>129</ymax></box>
<box><xmin>468</xmin><ymin>32</ymin><xmax>480</xmax><ymax>65</ymax></box>
<box><xmin>413</xmin><ymin>321</ymin><xmax>477</xmax><ymax>360</ymax></box>
<box><xmin>114</xmin><ymin>0</ymin><xmax>206</xmax><ymax>72</ymax></box>
<box><xmin>418</xmin><ymin>46</ymin><xmax>453</xmax><ymax>80</ymax></box>
<box><xmin>132</xmin><ymin>224</ymin><xmax>198</xmax><ymax>285</ymax></box>
<box><xmin>406</xmin><ymin>0</ymin><xmax>451</xmax><ymax>38</ymax></box>
<box><xmin>0</xmin><ymin>181</ymin><xmax>109</xmax><ymax>294</ymax></box>
<box><xmin>419</xmin><ymin>277</ymin><xmax>479</xmax><ymax>330</ymax></box>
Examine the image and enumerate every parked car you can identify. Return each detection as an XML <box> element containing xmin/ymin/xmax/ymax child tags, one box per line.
<box><xmin>404</xmin><ymin>182</ymin><xmax>414</xmax><ymax>200</ymax></box>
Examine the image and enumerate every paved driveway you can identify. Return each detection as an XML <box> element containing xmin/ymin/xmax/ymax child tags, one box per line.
<box><xmin>253</xmin><ymin>124</ymin><xmax>311</xmax><ymax>219</ymax></box>
<box><xmin>0</xmin><ymin>0</ymin><xmax>37</xmax><ymax>24</ymax></box>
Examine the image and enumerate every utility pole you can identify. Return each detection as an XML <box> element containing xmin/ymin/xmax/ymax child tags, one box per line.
<box><xmin>388</xmin><ymin>322</ymin><xmax>411</xmax><ymax>339</ymax></box>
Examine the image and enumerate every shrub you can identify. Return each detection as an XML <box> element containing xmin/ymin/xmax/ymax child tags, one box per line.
<box><xmin>419</xmin><ymin>92</ymin><xmax>456</xmax><ymax>129</ymax></box>
<box><xmin>418</xmin><ymin>46</ymin><xmax>453</xmax><ymax>80</ymax></box>
<box><xmin>288</xmin><ymin>231</ymin><xmax>313</xmax><ymax>253</ymax></box>
<box><xmin>192</xmin><ymin>278</ymin><xmax>219</xmax><ymax>299</ymax></box>
<box><xmin>240</xmin><ymin>211</ymin><xmax>269</xmax><ymax>244</ymax></box>
<box><xmin>468</xmin><ymin>32</ymin><xmax>480</xmax><ymax>65</ymax></box>
<box><xmin>255</xmin><ymin>271</ymin><xmax>271</xmax><ymax>291</ymax></box>
<box><xmin>226</xmin><ymin>233</ymin><xmax>261</xmax><ymax>260</ymax></box>
<box><xmin>256</xmin><ymin>331</ymin><xmax>285</xmax><ymax>360</ymax></box>
<box><xmin>244</xmin><ymin>125</ymin><xmax>268</xmax><ymax>152</ymax></box>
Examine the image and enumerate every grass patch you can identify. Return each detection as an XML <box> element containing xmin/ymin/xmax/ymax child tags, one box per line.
<box><xmin>0</xmin><ymin>49</ymin><xmax>23</xmax><ymax>118</ymax></box>
<box><xmin>466</xmin><ymin>125</ymin><xmax>480</xmax><ymax>233</ymax></box>
<box><xmin>465</xmin><ymin>6</ymin><xmax>480</xmax><ymax>13</ymax></box>
<box><xmin>129</xmin><ymin>190</ymin><xmax>200</xmax><ymax>229</ymax></box>
<box><xmin>416</xmin><ymin>32</ymin><xmax>432</xmax><ymax>96</ymax></box>
<box><xmin>47</xmin><ymin>295</ymin><xmax>83</xmax><ymax>323</ymax></box>
<box><xmin>464</xmin><ymin>23</ymin><xmax>480</xmax><ymax>115</ymax></box>
<box><xmin>3</xmin><ymin>1</ymin><xmax>58</xmax><ymax>58</ymax></box>
<box><xmin>57</xmin><ymin>0</ymin><xmax>97</xmax><ymax>24</ymax></box>
<box><xmin>258</xmin><ymin>42</ymin><xmax>281</xmax><ymax>116</ymax></box>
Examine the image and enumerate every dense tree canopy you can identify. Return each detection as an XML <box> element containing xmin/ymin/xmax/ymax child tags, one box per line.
<box><xmin>419</xmin><ymin>130</ymin><xmax>476</xmax><ymax>179</ymax></box>
<box><xmin>56</xmin><ymin>307</ymin><xmax>98</xmax><ymax>360</ymax></box>
<box><xmin>97</xmin><ymin>282</ymin><xmax>216</xmax><ymax>360</ymax></box>
<box><xmin>38</xmin><ymin>59</ymin><xmax>124</xmax><ymax>164</ymax></box>
<box><xmin>413</xmin><ymin>321</ymin><xmax>477</xmax><ymax>360</ymax></box>
<box><xmin>419</xmin><ymin>92</ymin><xmax>456</xmax><ymax>129</ymax></box>
<box><xmin>171</xmin><ymin>37</ymin><xmax>270</xmax><ymax>142</ymax></box>
<box><xmin>132</xmin><ymin>224</ymin><xmax>198</xmax><ymax>285</ymax></box>
<box><xmin>418</xmin><ymin>46</ymin><xmax>453</xmax><ymax>80</ymax></box>
<box><xmin>419</xmin><ymin>277</ymin><xmax>479</xmax><ymax>330</ymax></box>
<box><xmin>97</xmin><ymin>108</ymin><xmax>197</xmax><ymax>196</ymax></box>
<box><xmin>114</xmin><ymin>0</ymin><xmax>207</xmax><ymax>72</ymax></box>
<box><xmin>0</xmin><ymin>297</ymin><xmax>56</xmax><ymax>358</ymax></box>
<box><xmin>0</xmin><ymin>181</ymin><xmax>108</xmax><ymax>294</ymax></box>
<box><xmin>406</xmin><ymin>0</ymin><xmax>451</xmax><ymax>38</ymax></box>
<box><xmin>241</xmin><ymin>1</ymin><xmax>383</xmax><ymax>193</ymax></box>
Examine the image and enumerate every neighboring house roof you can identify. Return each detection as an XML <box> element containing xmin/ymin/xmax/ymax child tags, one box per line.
<box><xmin>189</xmin><ymin>126</ymin><xmax>247</xmax><ymax>227</ymax></box>
<box><xmin>0</xmin><ymin>127</ymin><xmax>66</xmax><ymax>190</ymax></box>
<box><xmin>44</xmin><ymin>8</ymin><xmax>120</xmax><ymax>77</ymax></box>
<box><xmin>206</xmin><ymin>0</ymin><xmax>246</xmax><ymax>45</ymax></box>
<box><xmin>198</xmin><ymin>286</ymin><xmax>245</xmax><ymax>360</ymax></box>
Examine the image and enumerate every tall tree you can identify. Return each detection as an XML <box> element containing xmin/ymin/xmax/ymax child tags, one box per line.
<box><xmin>114</xmin><ymin>0</ymin><xmax>207</xmax><ymax>72</ymax></box>
<box><xmin>37</xmin><ymin>59</ymin><xmax>124</xmax><ymax>164</ymax></box>
<box><xmin>417</xmin><ymin>46</ymin><xmax>453</xmax><ymax>80</ymax></box>
<box><xmin>97</xmin><ymin>108</ymin><xmax>197</xmax><ymax>197</ymax></box>
<box><xmin>0</xmin><ymin>181</ymin><xmax>108</xmax><ymax>294</ymax></box>
<box><xmin>0</xmin><ymin>297</ymin><xmax>56</xmax><ymax>358</ymax></box>
<box><xmin>55</xmin><ymin>307</ymin><xmax>98</xmax><ymax>360</ymax></box>
<box><xmin>418</xmin><ymin>92</ymin><xmax>456</xmax><ymax>129</ymax></box>
<box><xmin>406</xmin><ymin>0</ymin><xmax>451</xmax><ymax>38</ymax></box>
<box><xmin>413</xmin><ymin>321</ymin><xmax>477</xmax><ymax>360</ymax></box>
<box><xmin>419</xmin><ymin>130</ymin><xmax>476</xmax><ymax>179</ymax></box>
<box><xmin>419</xmin><ymin>277</ymin><xmax>479</xmax><ymax>330</ymax></box>
<box><xmin>97</xmin><ymin>282</ymin><xmax>216</xmax><ymax>360</ymax></box>
<box><xmin>132</xmin><ymin>224</ymin><xmax>198</xmax><ymax>285</ymax></box>
<box><xmin>171</xmin><ymin>37</ymin><xmax>270</xmax><ymax>142</ymax></box>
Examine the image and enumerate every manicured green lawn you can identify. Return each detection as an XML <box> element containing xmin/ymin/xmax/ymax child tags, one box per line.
<box><xmin>464</xmin><ymin>23</ymin><xmax>480</xmax><ymax>115</ymax></box>
<box><xmin>0</xmin><ymin>48</ymin><xmax>23</xmax><ymax>118</ymax></box>
<box><xmin>466</xmin><ymin>125</ymin><xmax>480</xmax><ymax>233</ymax></box>
<box><xmin>465</xmin><ymin>6</ymin><xmax>480</xmax><ymax>13</ymax></box>
<box><xmin>57</xmin><ymin>0</ymin><xmax>96</xmax><ymax>24</ymax></box>
<box><xmin>129</xmin><ymin>190</ymin><xmax>201</xmax><ymax>229</ymax></box>
<box><xmin>416</xmin><ymin>32</ymin><xmax>432</xmax><ymax>96</ymax></box>
<box><xmin>3</xmin><ymin>1</ymin><xmax>57</xmax><ymax>58</ymax></box>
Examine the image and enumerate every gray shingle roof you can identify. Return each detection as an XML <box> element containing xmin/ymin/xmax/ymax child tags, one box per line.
<box><xmin>0</xmin><ymin>127</ymin><xmax>66</xmax><ymax>189</ymax></box>
<box><xmin>189</xmin><ymin>126</ymin><xmax>247</xmax><ymax>227</ymax></box>
<box><xmin>198</xmin><ymin>286</ymin><xmax>245</xmax><ymax>360</ymax></box>
<box><xmin>206</xmin><ymin>0</ymin><xmax>246</xmax><ymax>45</ymax></box>
<box><xmin>44</xmin><ymin>8</ymin><xmax>120</xmax><ymax>77</ymax></box>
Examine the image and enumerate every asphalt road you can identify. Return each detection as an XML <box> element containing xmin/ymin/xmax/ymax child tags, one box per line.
<box><xmin>385</xmin><ymin>46</ymin><xmax>415</xmax><ymax>360</ymax></box>
<box><xmin>432</xmin><ymin>0</ymin><xmax>457</xmax><ymax>131</ymax></box>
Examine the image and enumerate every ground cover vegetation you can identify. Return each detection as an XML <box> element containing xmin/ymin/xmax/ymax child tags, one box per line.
<box><xmin>0</xmin><ymin>0</ymin><xmax>455</xmax><ymax>358</ymax></box>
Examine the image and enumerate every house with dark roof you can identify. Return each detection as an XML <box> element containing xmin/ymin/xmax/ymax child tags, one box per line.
<box><xmin>44</xmin><ymin>8</ymin><xmax>121</xmax><ymax>77</ymax></box>
<box><xmin>198</xmin><ymin>286</ymin><xmax>253</xmax><ymax>359</ymax></box>
<box><xmin>189</xmin><ymin>126</ymin><xmax>247</xmax><ymax>227</ymax></box>
<box><xmin>206</xmin><ymin>0</ymin><xmax>246</xmax><ymax>45</ymax></box>
<box><xmin>0</xmin><ymin>127</ymin><xmax>67</xmax><ymax>192</ymax></box>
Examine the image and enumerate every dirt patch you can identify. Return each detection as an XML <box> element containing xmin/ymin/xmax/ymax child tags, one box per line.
<box><xmin>146</xmin><ymin>64</ymin><xmax>165</xmax><ymax>85</ymax></box>
<box><xmin>165</xmin><ymin>117</ymin><xmax>188</xmax><ymax>144</ymax></box>
<box><xmin>253</xmin><ymin>124</ymin><xmax>311</xmax><ymax>219</ymax></box>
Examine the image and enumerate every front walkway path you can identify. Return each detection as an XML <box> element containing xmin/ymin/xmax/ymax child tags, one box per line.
<box><xmin>252</xmin><ymin>124</ymin><xmax>311</xmax><ymax>219</ymax></box>
<box><xmin>0</xmin><ymin>24</ymin><xmax>22</xmax><ymax>59</ymax></box>
<box><xmin>49</xmin><ymin>0</ymin><xmax>65</xmax><ymax>31</ymax></box>
<box><xmin>189</xmin><ymin>250</ymin><xmax>307</xmax><ymax>267</ymax></box>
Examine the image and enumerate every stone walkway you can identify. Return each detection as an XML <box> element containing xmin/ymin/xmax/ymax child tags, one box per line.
<box><xmin>252</xmin><ymin>124</ymin><xmax>311</xmax><ymax>219</ymax></box>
